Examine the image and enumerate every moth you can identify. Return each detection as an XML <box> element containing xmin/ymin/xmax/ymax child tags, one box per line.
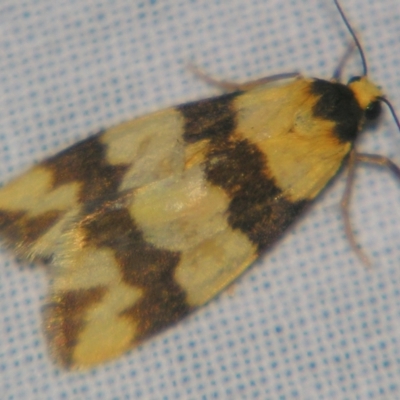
<box><xmin>0</xmin><ymin>0</ymin><xmax>398</xmax><ymax>369</ymax></box>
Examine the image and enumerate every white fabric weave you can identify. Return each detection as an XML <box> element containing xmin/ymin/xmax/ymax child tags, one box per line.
<box><xmin>0</xmin><ymin>0</ymin><xmax>399</xmax><ymax>399</ymax></box>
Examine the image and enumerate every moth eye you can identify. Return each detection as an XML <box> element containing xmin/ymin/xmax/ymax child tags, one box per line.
<box><xmin>365</xmin><ymin>100</ymin><xmax>382</xmax><ymax>120</ymax></box>
<box><xmin>348</xmin><ymin>76</ymin><xmax>362</xmax><ymax>84</ymax></box>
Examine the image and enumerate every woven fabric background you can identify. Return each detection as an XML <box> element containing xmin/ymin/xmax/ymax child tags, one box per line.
<box><xmin>0</xmin><ymin>0</ymin><xmax>400</xmax><ymax>399</ymax></box>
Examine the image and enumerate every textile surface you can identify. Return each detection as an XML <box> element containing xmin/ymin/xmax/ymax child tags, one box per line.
<box><xmin>0</xmin><ymin>0</ymin><xmax>399</xmax><ymax>399</ymax></box>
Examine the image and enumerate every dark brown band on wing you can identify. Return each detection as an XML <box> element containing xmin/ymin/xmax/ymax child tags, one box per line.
<box><xmin>205</xmin><ymin>137</ymin><xmax>307</xmax><ymax>252</ymax></box>
<box><xmin>43</xmin><ymin>134</ymin><xmax>129</xmax><ymax>204</ymax></box>
<box><xmin>81</xmin><ymin>206</ymin><xmax>190</xmax><ymax>342</ymax></box>
<box><xmin>178</xmin><ymin>92</ymin><xmax>308</xmax><ymax>251</ymax></box>
<box><xmin>0</xmin><ymin>134</ymin><xmax>131</xmax><ymax>255</ymax></box>
<box><xmin>178</xmin><ymin>92</ymin><xmax>240</xmax><ymax>143</ymax></box>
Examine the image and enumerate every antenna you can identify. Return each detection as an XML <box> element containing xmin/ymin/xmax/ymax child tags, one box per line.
<box><xmin>333</xmin><ymin>0</ymin><xmax>368</xmax><ymax>76</ymax></box>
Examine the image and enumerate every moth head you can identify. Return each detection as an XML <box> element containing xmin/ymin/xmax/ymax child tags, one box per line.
<box><xmin>347</xmin><ymin>76</ymin><xmax>383</xmax><ymax>121</ymax></box>
<box><xmin>334</xmin><ymin>0</ymin><xmax>398</xmax><ymax>127</ymax></box>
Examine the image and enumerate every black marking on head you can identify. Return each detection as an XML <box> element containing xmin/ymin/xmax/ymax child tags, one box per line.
<box><xmin>43</xmin><ymin>134</ymin><xmax>129</xmax><ymax>204</ymax></box>
<box><xmin>81</xmin><ymin>205</ymin><xmax>191</xmax><ymax>341</ymax></box>
<box><xmin>205</xmin><ymin>138</ymin><xmax>307</xmax><ymax>251</ymax></box>
<box><xmin>178</xmin><ymin>92</ymin><xmax>240</xmax><ymax>143</ymax></box>
<box><xmin>311</xmin><ymin>79</ymin><xmax>363</xmax><ymax>142</ymax></box>
<box><xmin>365</xmin><ymin>100</ymin><xmax>382</xmax><ymax>120</ymax></box>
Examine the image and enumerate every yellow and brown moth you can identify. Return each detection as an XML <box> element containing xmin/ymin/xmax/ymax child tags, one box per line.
<box><xmin>0</xmin><ymin>0</ymin><xmax>398</xmax><ymax>369</ymax></box>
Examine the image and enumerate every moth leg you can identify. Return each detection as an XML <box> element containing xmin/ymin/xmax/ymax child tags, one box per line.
<box><xmin>341</xmin><ymin>151</ymin><xmax>400</xmax><ymax>267</ymax></box>
<box><xmin>340</xmin><ymin>150</ymin><xmax>372</xmax><ymax>267</ymax></box>
<box><xmin>355</xmin><ymin>153</ymin><xmax>400</xmax><ymax>178</ymax></box>
<box><xmin>187</xmin><ymin>62</ymin><xmax>299</xmax><ymax>92</ymax></box>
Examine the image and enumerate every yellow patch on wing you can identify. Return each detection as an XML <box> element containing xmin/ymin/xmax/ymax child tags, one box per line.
<box><xmin>236</xmin><ymin>78</ymin><xmax>351</xmax><ymax>201</ymax></box>
<box><xmin>71</xmin><ymin>283</ymin><xmax>142</xmax><ymax>367</ymax></box>
<box><xmin>101</xmin><ymin>108</ymin><xmax>186</xmax><ymax>190</ymax></box>
<box><xmin>130</xmin><ymin>165</ymin><xmax>231</xmax><ymax>251</ymax></box>
<box><xmin>175</xmin><ymin>229</ymin><xmax>256</xmax><ymax>306</ymax></box>
<box><xmin>52</xmin><ymin>247</ymin><xmax>121</xmax><ymax>292</ymax></box>
<box><xmin>0</xmin><ymin>165</ymin><xmax>81</xmax><ymax>259</ymax></box>
<box><xmin>260</xmin><ymin>132</ymin><xmax>350</xmax><ymax>201</ymax></box>
<box><xmin>128</xmin><ymin>159</ymin><xmax>258</xmax><ymax>305</ymax></box>
<box><xmin>0</xmin><ymin>166</ymin><xmax>79</xmax><ymax>215</ymax></box>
